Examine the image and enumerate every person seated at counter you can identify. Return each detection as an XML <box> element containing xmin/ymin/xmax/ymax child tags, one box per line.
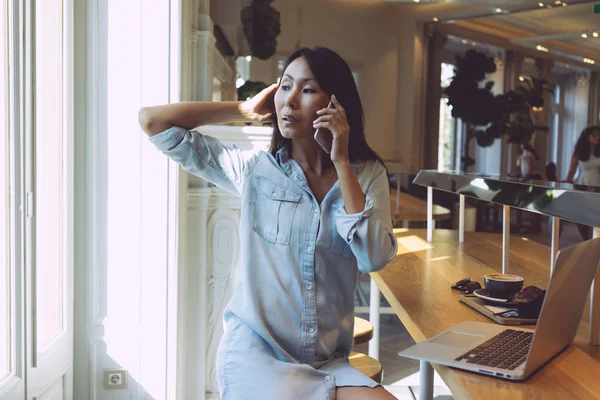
<box><xmin>139</xmin><ymin>46</ymin><xmax>398</xmax><ymax>400</ymax></box>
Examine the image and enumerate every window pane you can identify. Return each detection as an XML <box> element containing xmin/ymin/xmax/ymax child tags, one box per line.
<box><xmin>35</xmin><ymin>0</ymin><xmax>64</xmax><ymax>349</ymax></box>
<box><xmin>0</xmin><ymin>0</ymin><xmax>11</xmax><ymax>381</ymax></box>
<box><xmin>441</xmin><ymin>63</ymin><xmax>454</xmax><ymax>89</ymax></box>
<box><xmin>438</xmin><ymin>98</ymin><xmax>454</xmax><ymax>172</ymax></box>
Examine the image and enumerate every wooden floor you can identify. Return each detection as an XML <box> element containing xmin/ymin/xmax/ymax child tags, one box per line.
<box><xmin>353</xmin><ymin>219</ymin><xmax>588</xmax><ymax>400</ymax></box>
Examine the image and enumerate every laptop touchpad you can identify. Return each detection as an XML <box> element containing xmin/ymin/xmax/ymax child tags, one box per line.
<box><xmin>430</xmin><ymin>331</ymin><xmax>484</xmax><ymax>348</ymax></box>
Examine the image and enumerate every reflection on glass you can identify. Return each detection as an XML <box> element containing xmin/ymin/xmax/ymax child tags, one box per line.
<box><xmin>35</xmin><ymin>0</ymin><xmax>64</xmax><ymax>349</ymax></box>
<box><xmin>0</xmin><ymin>0</ymin><xmax>10</xmax><ymax>381</ymax></box>
<box><xmin>438</xmin><ymin>97</ymin><xmax>454</xmax><ymax>172</ymax></box>
<box><xmin>414</xmin><ymin>170</ymin><xmax>600</xmax><ymax>228</ymax></box>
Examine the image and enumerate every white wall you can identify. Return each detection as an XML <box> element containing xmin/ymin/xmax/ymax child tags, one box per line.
<box><xmin>242</xmin><ymin>0</ymin><xmax>422</xmax><ymax>169</ymax></box>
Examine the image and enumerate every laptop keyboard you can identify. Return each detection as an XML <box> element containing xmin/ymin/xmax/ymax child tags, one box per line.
<box><xmin>454</xmin><ymin>329</ymin><xmax>534</xmax><ymax>370</ymax></box>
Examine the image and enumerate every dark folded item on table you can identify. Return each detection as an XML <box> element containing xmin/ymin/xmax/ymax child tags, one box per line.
<box><xmin>511</xmin><ymin>286</ymin><xmax>546</xmax><ymax>318</ymax></box>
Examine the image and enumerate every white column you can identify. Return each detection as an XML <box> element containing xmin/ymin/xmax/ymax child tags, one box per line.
<box><xmin>187</xmin><ymin>188</ymin><xmax>242</xmax><ymax>395</ymax></box>
<box><xmin>459</xmin><ymin>195</ymin><xmax>465</xmax><ymax>243</ymax></box>
<box><xmin>591</xmin><ymin>227</ymin><xmax>600</xmax><ymax>346</ymax></box>
<box><xmin>427</xmin><ymin>187</ymin><xmax>433</xmax><ymax>242</ymax></box>
<box><xmin>191</xmin><ymin>28</ymin><xmax>216</xmax><ymax>101</ymax></box>
<box><xmin>502</xmin><ymin>206</ymin><xmax>510</xmax><ymax>273</ymax></box>
<box><xmin>368</xmin><ymin>280</ymin><xmax>380</xmax><ymax>360</ymax></box>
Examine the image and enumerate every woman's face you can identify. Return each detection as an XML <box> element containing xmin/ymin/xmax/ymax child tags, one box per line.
<box><xmin>589</xmin><ymin>129</ymin><xmax>600</xmax><ymax>146</ymax></box>
<box><xmin>273</xmin><ymin>57</ymin><xmax>330</xmax><ymax>139</ymax></box>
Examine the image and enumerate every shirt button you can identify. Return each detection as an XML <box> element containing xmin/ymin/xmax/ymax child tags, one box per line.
<box><xmin>305</xmin><ymin>284</ymin><xmax>312</xmax><ymax>291</ymax></box>
<box><xmin>308</xmin><ymin>327</ymin><xmax>315</xmax><ymax>333</ymax></box>
<box><xmin>325</xmin><ymin>375</ymin><xmax>331</xmax><ymax>381</ymax></box>
<box><xmin>313</xmin><ymin>208</ymin><xmax>318</xmax><ymax>214</ymax></box>
<box><xmin>306</xmin><ymin>246</ymin><xmax>312</xmax><ymax>253</ymax></box>
<box><xmin>271</xmin><ymin>191</ymin><xmax>277</xmax><ymax>197</ymax></box>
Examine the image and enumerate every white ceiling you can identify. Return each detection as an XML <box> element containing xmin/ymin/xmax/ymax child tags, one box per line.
<box><xmin>401</xmin><ymin>0</ymin><xmax>594</xmax><ymax>20</ymax></box>
<box><xmin>391</xmin><ymin>0</ymin><xmax>599</xmax><ymax>66</ymax></box>
<box><xmin>456</xmin><ymin>2</ymin><xmax>600</xmax><ymax>64</ymax></box>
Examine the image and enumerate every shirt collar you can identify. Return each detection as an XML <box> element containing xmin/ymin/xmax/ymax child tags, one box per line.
<box><xmin>275</xmin><ymin>146</ymin><xmax>295</xmax><ymax>177</ymax></box>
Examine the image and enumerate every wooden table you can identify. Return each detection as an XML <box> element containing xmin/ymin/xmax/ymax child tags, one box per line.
<box><xmin>372</xmin><ymin>228</ymin><xmax>600</xmax><ymax>400</ymax></box>
<box><xmin>389</xmin><ymin>189</ymin><xmax>451</xmax><ymax>226</ymax></box>
<box><xmin>363</xmin><ymin>191</ymin><xmax>451</xmax><ymax>360</ymax></box>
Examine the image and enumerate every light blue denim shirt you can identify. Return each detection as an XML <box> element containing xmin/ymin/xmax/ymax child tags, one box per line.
<box><xmin>149</xmin><ymin>127</ymin><xmax>397</xmax><ymax>399</ymax></box>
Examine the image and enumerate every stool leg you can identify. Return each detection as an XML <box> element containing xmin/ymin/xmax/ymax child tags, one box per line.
<box><xmin>592</xmin><ymin>227</ymin><xmax>600</xmax><ymax>346</ymax></box>
<box><xmin>419</xmin><ymin>360</ymin><xmax>434</xmax><ymax>400</ymax></box>
<box><xmin>502</xmin><ymin>206</ymin><xmax>510</xmax><ymax>274</ymax></box>
<box><xmin>591</xmin><ymin>271</ymin><xmax>600</xmax><ymax>346</ymax></box>
<box><xmin>368</xmin><ymin>277</ymin><xmax>380</xmax><ymax>360</ymax></box>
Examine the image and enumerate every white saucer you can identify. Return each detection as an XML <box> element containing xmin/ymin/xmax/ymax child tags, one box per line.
<box><xmin>473</xmin><ymin>288</ymin><xmax>510</xmax><ymax>304</ymax></box>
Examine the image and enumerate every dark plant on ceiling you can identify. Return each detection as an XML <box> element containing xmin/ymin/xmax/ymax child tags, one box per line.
<box><xmin>445</xmin><ymin>49</ymin><xmax>554</xmax><ymax>171</ymax></box>
<box><xmin>237</xmin><ymin>80</ymin><xmax>268</xmax><ymax>101</ymax></box>
<box><xmin>241</xmin><ymin>0</ymin><xmax>281</xmax><ymax>60</ymax></box>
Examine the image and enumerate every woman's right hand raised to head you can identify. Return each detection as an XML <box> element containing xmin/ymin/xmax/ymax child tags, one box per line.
<box><xmin>239</xmin><ymin>83</ymin><xmax>278</xmax><ymax>122</ymax></box>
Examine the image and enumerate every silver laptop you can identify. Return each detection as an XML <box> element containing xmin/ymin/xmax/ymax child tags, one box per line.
<box><xmin>399</xmin><ymin>236</ymin><xmax>600</xmax><ymax>381</ymax></box>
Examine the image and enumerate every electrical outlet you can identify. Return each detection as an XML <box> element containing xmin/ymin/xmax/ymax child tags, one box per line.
<box><xmin>104</xmin><ymin>369</ymin><xmax>128</xmax><ymax>389</ymax></box>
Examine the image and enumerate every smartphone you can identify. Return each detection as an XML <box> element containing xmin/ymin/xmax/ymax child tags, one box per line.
<box><xmin>314</xmin><ymin>99</ymin><xmax>335</xmax><ymax>153</ymax></box>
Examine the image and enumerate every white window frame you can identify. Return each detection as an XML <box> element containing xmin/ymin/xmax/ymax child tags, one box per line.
<box><xmin>0</xmin><ymin>0</ymin><xmax>26</xmax><ymax>397</ymax></box>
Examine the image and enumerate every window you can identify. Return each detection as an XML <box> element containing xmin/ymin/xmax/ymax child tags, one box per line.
<box><xmin>548</xmin><ymin>83</ymin><xmax>561</xmax><ymax>165</ymax></box>
<box><xmin>0</xmin><ymin>0</ymin><xmax>71</xmax><ymax>395</ymax></box>
<box><xmin>34</xmin><ymin>0</ymin><xmax>65</xmax><ymax>349</ymax></box>
<box><xmin>438</xmin><ymin>63</ymin><xmax>460</xmax><ymax>171</ymax></box>
<box><xmin>440</xmin><ymin>63</ymin><xmax>454</xmax><ymax>89</ymax></box>
<box><xmin>438</xmin><ymin>97</ymin><xmax>454</xmax><ymax>171</ymax></box>
<box><xmin>0</xmin><ymin>0</ymin><xmax>11</xmax><ymax>383</ymax></box>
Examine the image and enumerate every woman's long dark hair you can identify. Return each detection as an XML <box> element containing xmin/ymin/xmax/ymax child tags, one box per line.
<box><xmin>269</xmin><ymin>47</ymin><xmax>384</xmax><ymax>167</ymax></box>
<box><xmin>573</xmin><ymin>126</ymin><xmax>600</xmax><ymax>161</ymax></box>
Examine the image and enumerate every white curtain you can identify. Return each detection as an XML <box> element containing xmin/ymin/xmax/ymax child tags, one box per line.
<box><xmin>76</xmin><ymin>1</ymin><xmax>182</xmax><ymax>399</ymax></box>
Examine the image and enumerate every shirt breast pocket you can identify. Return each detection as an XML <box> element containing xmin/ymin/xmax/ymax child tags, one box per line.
<box><xmin>252</xmin><ymin>176</ymin><xmax>302</xmax><ymax>245</ymax></box>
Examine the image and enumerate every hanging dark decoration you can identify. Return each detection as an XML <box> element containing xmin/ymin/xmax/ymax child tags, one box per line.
<box><xmin>241</xmin><ymin>0</ymin><xmax>281</xmax><ymax>60</ymax></box>
<box><xmin>237</xmin><ymin>80</ymin><xmax>269</xmax><ymax>101</ymax></box>
<box><xmin>445</xmin><ymin>49</ymin><xmax>554</xmax><ymax>171</ymax></box>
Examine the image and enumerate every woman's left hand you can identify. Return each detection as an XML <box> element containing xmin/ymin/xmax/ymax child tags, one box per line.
<box><xmin>313</xmin><ymin>95</ymin><xmax>350</xmax><ymax>165</ymax></box>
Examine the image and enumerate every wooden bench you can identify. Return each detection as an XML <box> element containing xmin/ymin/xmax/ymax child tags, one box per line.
<box><xmin>349</xmin><ymin>351</ymin><xmax>383</xmax><ymax>383</ymax></box>
<box><xmin>353</xmin><ymin>316</ymin><xmax>374</xmax><ymax>345</ymax></box>
<box><xmin>351</xmin><ymin>316</ymin><xmax>382</xmax><ymax>383</ymax></box>
<box><xmin>371</xmin><ymin>228</ymin><xmax>600</xmax><ymax>399</ymax></box>
<box><xmin>389</xmin><ymin>189</ymin><xmax>451</xmax><ymax>227</ymax></box>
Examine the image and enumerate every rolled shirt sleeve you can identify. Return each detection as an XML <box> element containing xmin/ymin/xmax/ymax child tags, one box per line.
<box><xmin>148</xmin><ymin>126</ymin><xmax>260</xmax><ymax>196</ymax></box>
<box><xmin>334</xmin><ymin>162</ymin><xmax>398</xmax><ymax>273</ymax></box>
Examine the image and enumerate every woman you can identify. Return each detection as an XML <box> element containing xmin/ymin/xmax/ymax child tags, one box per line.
<box><xmin>565</xmin><ymin>125</ymin><xmax>600</xmax><ymax>240</ymax></box>
<box><xmin>518</xmin><ymin>144</ymin><xmax>542</xmax><ymax>181</ymax></box>
<box><xmin>139</xmin><ymin>47</ymin><xmax>398</xmax><ymax>400</ymax></box>
<box><xmin>566</xmin><ymin>126</ymin><xmax>600</xmax><ymax>186</ymax></box>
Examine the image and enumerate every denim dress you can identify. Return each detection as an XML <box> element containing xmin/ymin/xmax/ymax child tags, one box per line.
<box><xmin>149</xmin><ymin>127</ymin><xmax>398</xmax><ymax>400</ymax></box>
